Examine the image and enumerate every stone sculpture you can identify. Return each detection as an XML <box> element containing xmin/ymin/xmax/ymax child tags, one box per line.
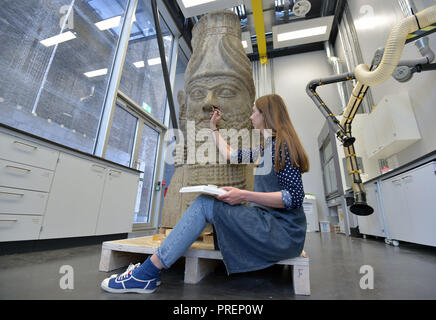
<box><xmin>160</xmin><ymin>10</ymin><xmax>256</xmax><ymax>229</ymax></box>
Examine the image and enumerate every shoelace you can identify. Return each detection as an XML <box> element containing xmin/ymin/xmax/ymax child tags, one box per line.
<box><xmin>117</xmin><ymin>263</ymin><xmax>141</xmax><ymax>281</ymax></box>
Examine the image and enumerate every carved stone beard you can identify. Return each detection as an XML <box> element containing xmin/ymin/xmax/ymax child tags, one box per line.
<box><xmin>187</xmin><ymin>113</ymin><xmax>253</xmax><ymax>188</ymax></box>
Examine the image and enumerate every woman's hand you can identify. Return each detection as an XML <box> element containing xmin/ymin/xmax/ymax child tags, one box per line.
<box><xmin>209</xmin><ymin>107</ymin><xmax>222</xmax><ymax>130</ymax></box>
<box><xmin>216</xmin><ymin>187</ymin><xmax>246</xmax><ymax>205</ymax></box>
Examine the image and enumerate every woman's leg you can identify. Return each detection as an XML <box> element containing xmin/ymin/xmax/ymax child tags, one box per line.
<box><xmin>154</xmin><ymin>194</ymin><xmax>215</xmax><ymax>269</ymax></box>
<box><xmin>101</xmin><ymin>195</ymin><xmax>216</xmax><ymax>293</ymax></box>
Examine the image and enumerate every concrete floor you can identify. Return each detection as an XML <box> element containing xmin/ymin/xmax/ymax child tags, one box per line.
<box><xmin>1</xmin><ymin>232</ymin><xmax>436</xmax><ymax>300</ymax></box>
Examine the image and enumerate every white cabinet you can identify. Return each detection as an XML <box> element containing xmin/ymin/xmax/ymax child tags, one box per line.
<box><xmin>303</xmin><ymin>196</ymin><xmax>319</xmax><ymax>232</ymax></box>
<box><xmin>0</xmin><ymin>159</ymin><xmax>54</xmax><ymax>192</ymax></box>
<box><xmin>357</xmin><ymin>181</ymin><xmax>386</xmax><ymax>237</ymax></box>
<box><xmin>95</xmin><ymin>168</ymin><xmax>139</xmax><ymax>235</ymax></box>
<box><xmin>363</xmin><ymin>92</ymin><xmax>421</xmax><ymax>160</ymax></box>
<box><xmin>0</xmin><ymin>214</ymin><xmax>43</xmax><ymax>242</ymax></box>
<box><xmin>0</xmin><ymin>186</ymin><xmax>48</xmax><ymax>215</ymax></box>
<box><xmin>0</xmin><ymin>129</ymin><xmax>141</xmax><ymax>242</ymax></box>
<box><xmin>0</xmin><ymin>132</ymin><xmax>58</xmax><ymax>240</ymax></box>
<box><xmin>40</xmin><ymin>153</ymin><xmax>107</xmax><ymax>239</ymax></box>
<box><xmin>381</xmin><ymin>161</ymin><xmax>436</xmax><ymax>246</ymax></box>
<box><xmin>0</xmin><ymin>132</ymin><xmax>59</xmax><ymax>170</ymax></box>
<box><xmin>40</xmin><ymin>153</ymin><xmax>139</xmax><ymax>239</ymax></box>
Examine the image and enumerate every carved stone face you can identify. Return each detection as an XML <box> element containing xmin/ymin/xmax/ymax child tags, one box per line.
<box><xmin>185</xmin><ymin>75</ymin><xmax>252</xmax><ymax>131</ymax></box>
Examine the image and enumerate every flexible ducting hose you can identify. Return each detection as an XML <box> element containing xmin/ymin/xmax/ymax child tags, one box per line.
<box><xmin>354</xmin><ymin>5</ymin><xmax>436</xmax><ymax>86</ymax></box>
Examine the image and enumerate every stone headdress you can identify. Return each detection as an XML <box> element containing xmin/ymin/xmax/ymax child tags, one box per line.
<box><xmin>184</xmin><ymin>10</ymin><xmax>255</xmax><ymax>102</ymax></box>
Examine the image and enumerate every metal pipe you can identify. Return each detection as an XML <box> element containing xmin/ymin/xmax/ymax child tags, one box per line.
<box><xmin>324</xmin><ymin>41</ymin><xmax>348</xmax><ymax>111</ymax></box>
<box><xmin>151</xmin><ymin>0</ymin><xmax>178</xmax><ymax>130</ymax></box>
<box><xmin>306</xmin><ymin>72</ymin><xmax>374</xmax><ymax>216</ymax></box>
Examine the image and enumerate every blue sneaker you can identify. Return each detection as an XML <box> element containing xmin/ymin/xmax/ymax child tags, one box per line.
<box><xmin>101</xmin><ymin>263</ymin><xmax>160</xmax><ymax>294</ymax></box>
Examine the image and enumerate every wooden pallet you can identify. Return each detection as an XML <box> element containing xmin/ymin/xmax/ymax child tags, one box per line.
<box><xmin>99</xmin><ymin>235</ymin><xmax>310</xmax><ymax>296</ymax></box>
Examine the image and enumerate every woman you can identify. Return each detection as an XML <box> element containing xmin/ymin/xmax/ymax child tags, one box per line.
<box><xmin>101</xmin><ymin>94</ymin><xmax>309</xmax><ymax>294</ymax></box>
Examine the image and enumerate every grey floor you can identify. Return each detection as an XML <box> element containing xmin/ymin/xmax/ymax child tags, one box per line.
<box><xmin>1</xmin><ymin>232</ymin><xmax>436</xmax><ymax>300</ymax></box>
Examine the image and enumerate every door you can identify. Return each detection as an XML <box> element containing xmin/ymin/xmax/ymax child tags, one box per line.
<box><xmin>401</xmin><ymin>162</ymin><xmax>436</xmax><ymax>246</ymax></box>
<box><xmin>95</xmin><ymin>168</ymin><xmax>139</xmax><ymax>235</ymax></box>
<box><xmin>110</xmin><ymin>96</ymin><xmax>166</xmax><ymax>230</ymax></box>
<box><xmin>357</xmin><ymin>181</ymin><xmax>385</xmax><ymax>237</ymax></box>
<box><xmin>131</xmin><ymin>121</ymin><xmax>163</xmax><ymax>227</ymax></box>
<box><xmin>41</xmin><ymin>153</ymin><xmax>106</xmax><ymax>239</ymax></box>
<box><xmin>381</xmin><ymin>174</ymin><xmax>413</xmax><ymax>242</ymax></box>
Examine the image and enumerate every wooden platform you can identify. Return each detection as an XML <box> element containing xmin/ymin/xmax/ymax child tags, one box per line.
<box><xmin>99</xmin><ymin>235</ymin><xmax>310</xmax><ymax>296</ymax></box>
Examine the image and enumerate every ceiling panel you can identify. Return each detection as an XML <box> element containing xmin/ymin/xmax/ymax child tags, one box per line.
<box><xmin>167</xmin><ymin>0</ymin><xmax>344</xmax><ymax>60</ymax></box>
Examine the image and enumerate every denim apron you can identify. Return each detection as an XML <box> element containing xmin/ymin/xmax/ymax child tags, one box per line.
<box><xmin>211</xmin><ymin>141</ymin><xmax>307</xmax><ymax>274</ymax></box>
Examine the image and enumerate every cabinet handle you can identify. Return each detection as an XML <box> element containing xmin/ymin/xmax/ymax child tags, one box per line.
<box><xmin>109</xmin><ymin>169</ymin><xmax>121</xmax><ymax>176</ymax></box>
<box><xmin>0</xmin><ymin>219</ymin><xmax>18</xmax><ymax>222</ymax></box>
<box><xmin>391</xmin><ymin>179</ymin><xmax>402</xmax><ymax>185</ymax></box>
<box><xmin>91</xmin><ymin>164</ymin><xmax>106</xmax><ymax>171</ymax></box>
<box><xmin>5</xmin><ymin>165</ymin><xmax>31</xmax><ymax>173</ymax></box>
<box><xmin>13</xmin><ymin>140</ymin><xmax>38</xmax><ymax>150</ymax></box>
<box><xmin>401</xmin><ymin>175</ymin><xmax>412</xmax><ymax>181</ymax></box>
<box><xmin>0</xmin><ymin>191</ymin><xmax>24</xmax><ymax>198</ymax></box>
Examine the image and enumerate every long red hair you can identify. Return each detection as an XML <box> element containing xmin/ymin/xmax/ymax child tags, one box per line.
<box><xmin>255</xmin><ymin>94</ymin><xmax>309</xmax><ymax>173</ymax></box>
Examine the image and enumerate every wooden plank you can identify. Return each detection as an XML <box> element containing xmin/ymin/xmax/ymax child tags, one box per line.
<box><xmin>99</xmin><ymin>235</ymin><xmax>311</xmax><ymax>295</ymax></box>
<box><xmin>99</xmin><ymin>247</ymin><xmax>147</xmax><ymax>272</ymax></box>
<box><xmin>106</xmin><ymin>235</ymin><xmax>215</xmax><ymax>251</ymax></box>
<box><xmin>184</xmin><ymin>257</ymin><xmax>219</xmax><ymax>284</ymax></box>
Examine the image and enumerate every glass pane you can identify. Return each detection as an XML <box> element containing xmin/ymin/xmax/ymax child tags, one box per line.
<box><xmin>105</xmin><ymin>104</ymin><xmax>138</xmax><ymax>167</ymax></box>
<box><xmin>324</xmin><ymin>139</ymin><xmax>333</xmax><ymax>161</ymax></box>
<box><xmin>134</xmin><ymin>123</ymin><xmax>159</xmax><ymax>223</ymax></box>
<box><xmin>327</xmin><ymin>159</ymin><xmax>337</xmax><ymax>193</ymax></box>
<box><xmin>118</xmin><ymin>0</ymin><xmax>173</xmax><ymax>123</ymax></box>
<box><xmin>0</xmin><ymin>0</ymin><xmax>128</xmax><ymax>153</ymax></box>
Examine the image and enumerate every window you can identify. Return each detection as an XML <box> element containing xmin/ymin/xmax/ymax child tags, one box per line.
<box><xmin>104</xmin><ymin>103</ymin><xmax>138</xmax><ymax>167</ymax></box>
<box><xmin>0</xmin><ymin>0</ymin><xmax>128</xmax><ymax>153</ymax></box>
<box><xmin>134</xmin><ymin>124</ymin><xmax>160</xmax><ymax>223</ymax></box>
<box><xmin>118</xmin><ymin>0</ymin><xmax>174</xmax><ymax>124</ymax></box>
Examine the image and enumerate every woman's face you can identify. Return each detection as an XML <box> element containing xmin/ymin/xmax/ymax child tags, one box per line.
<box><xmin>249</xmin><ymin>104</ymin><xmax>265</xmax><ymax>130</ymax></box>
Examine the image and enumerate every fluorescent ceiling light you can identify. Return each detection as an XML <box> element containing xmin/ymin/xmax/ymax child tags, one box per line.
<box><xmin>95</xmin><ymin>16</ymin><xmax>121</xmax><ymax>30</ymax></box>
<box><xmin>133</xmin><ymin>61</ymin><xmax>145</xmax><ymax>68</ymax></box>
<box><xmin>181</xmin><ymin>0</ymin><xmax>216</xmax><ymax>8</ymax></box>
<box><xmin>84</xmin><ymin>68</ymin><xmax>108</xmax><ymax>78</ymax></box>
<box><xmin>148</xmin><ymin>58</ymin><xmax>161</xmax><ymax>66</ymax></box>
<box><xmin>40</xmin><ymin>31</ymin><xmax>76</xmax><ymax>47</ymax></box>
<box><xmin>277</xmin><ymin>26</ymin><xmax>327</xmax><ymax>42</ymax></box>
<box><xmin>241</xmin><ymin>40</ymin><xmax>247</xmax><ymax>48</ymax></box>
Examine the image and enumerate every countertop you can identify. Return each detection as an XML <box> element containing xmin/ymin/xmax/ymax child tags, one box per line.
<box><xmin>0</xmin><ymin>122</ymin><xmax>142</xmax><ymax>174</ymax></box>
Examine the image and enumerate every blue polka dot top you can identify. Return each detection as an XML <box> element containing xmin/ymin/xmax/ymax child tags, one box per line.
<box><xmin>230</xmin><ymin>137</ymin><xmax>305</xmax><ymax>209</ymax></box>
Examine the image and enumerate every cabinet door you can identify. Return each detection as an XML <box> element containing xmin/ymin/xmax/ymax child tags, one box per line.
<box><xmin>95</xmin><ymin>168</ymin><xmax>139</xmax><ymax>235</ymax></box>
<box><xmin>401</xmin><ymin>162</ymin><xmax>436</xmax><ymax>246</ymax></box>
<box><xmin>357</xmin><ymin>182</ymin><xmax>385</xmax><ymax>237</ymax></box>
<box><xmin>40</xmin><ymin>153</ymin><xmax>106</xmax><ymax>239</ymax></box>
<box><xmin>381</xmin><ymin>175</ymin><xmax>414</xmax><ymax>242</ymax></box>
<box><xmin>362</xmin><ymin>120</ymin><xmax>380</xmax><ymax>158</ymax></box>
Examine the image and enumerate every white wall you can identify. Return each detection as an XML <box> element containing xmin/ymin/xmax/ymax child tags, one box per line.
<box><xmin>272</xmin><ymin>51</ymin><xmax>342</xmax><ymax>221</ymax></box>
<box><xmin>341</xmin><ymin>0</ymin><xmax>436</xmax><ymax>171</ymax></box>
